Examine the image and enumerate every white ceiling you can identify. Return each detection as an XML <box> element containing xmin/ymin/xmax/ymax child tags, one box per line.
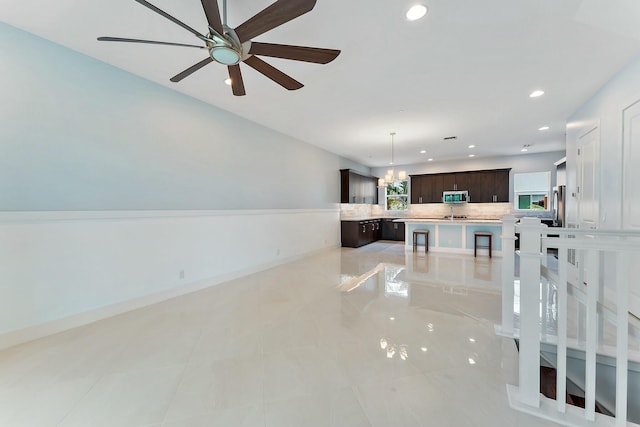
<box><xmin>2</xmin><ymin>0</ymin><xmax>640</xmax><ymax>167</ymax></box>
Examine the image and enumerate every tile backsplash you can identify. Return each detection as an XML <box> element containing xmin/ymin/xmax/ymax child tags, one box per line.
<box><xmin>340</xmin><ymin>202</ymin><xmax>515</xmax><ymax>220</ymax></box>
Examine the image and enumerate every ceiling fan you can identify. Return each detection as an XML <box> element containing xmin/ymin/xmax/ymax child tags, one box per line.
<box><xmin>97</xmin><ymin>0</ymin><xmax>340</xmax><ymax>96</ymax></box>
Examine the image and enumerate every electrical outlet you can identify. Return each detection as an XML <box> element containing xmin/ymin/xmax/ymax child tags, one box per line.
<box><xmin>179</xmin><ymin>269</ymin><xmax>185</xmax><ymax>279</ymax></box>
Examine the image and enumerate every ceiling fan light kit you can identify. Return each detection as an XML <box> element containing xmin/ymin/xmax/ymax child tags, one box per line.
<box><xmin>98</xmin><ymin>0</ymin><xmax>341</xmax><ymax>96</ymax></box>
<box><xmin>210</xmin><ymin>46</ymin><xmax>241</xmax><ymax>65</ymax></box>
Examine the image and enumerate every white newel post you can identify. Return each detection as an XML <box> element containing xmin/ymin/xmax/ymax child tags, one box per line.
<box><xmin>517</xmin><ymin>217</ymin><xmax>545</xmax><ymax>407</ymax></box>
<box><xmin>498</xmin><ymin>215</ymin><xmax>517</xmax><ymax>335</ymax></box>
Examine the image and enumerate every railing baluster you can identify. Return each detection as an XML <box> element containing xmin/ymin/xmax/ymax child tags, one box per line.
<box><xmin>598</xmin><ymin>251</ymin><xmax>606</xmax><ymax>347</ymax></box>
<box><xmin>500</xmin><ymin>215</ymin><xmax>517</xmax><ymax>335</ymax></box>
<box><xmin>556</xmin><ymin>244</ymin><xmax>568</xmax><ymax>413</ymax></box>
<box><xmin>578</xmin><ymin>248</ymin><xmax>586</xmax><ymax>344</ymax></box>
<box><xmin>584</xmin><ymin>249</ymin><xmax>599</xmax><ymax>421</ymax></box>
<box><xmin>517</xmin><ymin>218</ymin><xmax>544</xmax><ymax>407</ymax></box>
<box><xmin>615</xmin><ymin>251</ymin><xmax>629</xmax><ymax>427</ymax></box>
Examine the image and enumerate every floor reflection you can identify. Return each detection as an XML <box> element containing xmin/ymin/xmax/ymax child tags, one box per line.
<box><xmin>339</xmin><ymin>242</ymin><xmax>504</xmax><ymax>325</ymax></box>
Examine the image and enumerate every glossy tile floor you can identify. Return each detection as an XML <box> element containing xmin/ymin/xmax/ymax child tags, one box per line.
<box><xmin>0</xmin><ymin>242</ymin><xmax>560</xmax><ymax>427</ymax></box>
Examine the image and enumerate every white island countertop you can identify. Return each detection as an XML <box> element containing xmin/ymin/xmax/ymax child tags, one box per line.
<box><xmin>395</xmin><ymin>218</ymin><xmax>502</xmax><ymax>224</ymax></box>
<box><xmin>399</xmin><ymin>218</ymin><xmax>504</xmax><ymax>255</ymax></box>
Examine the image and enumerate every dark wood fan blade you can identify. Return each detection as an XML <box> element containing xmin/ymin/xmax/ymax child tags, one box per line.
<box><xmin>170</xmin><ymin>57</ymin><xmax>214</xmax><ymax>82</ymax></box>
<box><xmin>249</xmin><ymin>42</ymin><xmax>340</xmax><ymax>64</ymax></box>
<box><xmin>200</xmin><ymin>0</ymin><xmax>223</xmax><ymax>35</ymax></box>
<box><xmin>97</xmin><ymin>37</ymin><xmax>205</xmax><ymax>49</ymax></box>
<box><xmin>134</xmin><ymin>0</ymin><xmax>205</xmax><ymax>39</ymax></box>
<box><xmin>235</xmin><ymin>0</ymin><xmax>317</xmax><ymax>43</ymax></box>
<box><xmin>228</xmin><ymin>65</ymin><xmax>246</xmax><ymax>96</ymax></box>
<box><xmin>243</xmin><ymin>56</ymin><xmax>303</xmax><ymax>90</ymax></box>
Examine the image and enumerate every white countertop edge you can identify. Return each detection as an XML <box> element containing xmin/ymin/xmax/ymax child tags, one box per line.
<box><xmin>397</xmin><ymin>218</ymin><xmax>503</xmax><ymax>224</ymax></box>
<box><xmin>339</xmin><ymin>217</ymin><xmax>504</xmax><ymax>224</ymax></box>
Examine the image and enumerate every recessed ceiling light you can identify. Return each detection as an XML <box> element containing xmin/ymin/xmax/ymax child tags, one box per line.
<box><xmin>420</xmin><ymin>150</ymin><xmax>426</xmax><ymax>154</ymax></box>
<box><xmin>224</xmin><ymin>78</ymin><xmax>232</xmax><ymax>86</ymax></box>
<box><xmin>468</xmin><ymin>154</ymin><xmax>475</xmax><ymax>158</ymax></box>
<box><xmin>529</xmin><ymin>90</ymin><xmax>545</xmax><ymax>98</ymax></box>
<box><xmin>468</xmin><ymin>145</ymin><xmax>475</xmax><ymax>149</ymax></box>
<box><xmin>428</xmin><ymin>158</ymin><xmax>433</xmax><ymax>162</ymax></box>
<box><xmin>521</xmin><ymin>144</ymin><xmax>530</xmax><ymax>152</ymax></box>
<box><xmin>521</xmin><ymin>148</ymin><xmax>528</xmax><ymax>152</ymax></box>
<box><xmin>421</xmin><ymin>347</ymin><xmax>428</xmax><ymax>352</ymax></box>
<box><xmin>406</xmin><ymin>4</ymin><xmax>428</xmax><ymax>21</ymax></box>
<box><xmin>538</xmin><ymin>126</ymin><xmax>549</xmax><ymax>131</ymax></box>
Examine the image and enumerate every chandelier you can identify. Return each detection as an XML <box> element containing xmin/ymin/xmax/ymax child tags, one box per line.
<box><xmin>378</xmin><ymin>132</ymin><xmax>407</xmax><ymax>187</ymax></box>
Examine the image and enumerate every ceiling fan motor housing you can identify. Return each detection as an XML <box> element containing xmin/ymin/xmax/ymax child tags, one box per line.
<box><xmin>206</xmin><ymin>26</ymin><xmax>247</xmax><ymax>65</ymax></box>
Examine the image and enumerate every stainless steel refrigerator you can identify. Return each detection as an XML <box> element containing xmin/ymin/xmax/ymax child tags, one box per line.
<box><xmin>552</xmin><ymin>185</ymin><xmax>566</xmax><ymax>227</ymax></box>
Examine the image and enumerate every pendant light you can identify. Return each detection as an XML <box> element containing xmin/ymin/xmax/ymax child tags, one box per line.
<box><xmin>378</xmin><ymin>132</ymin><xmax>407</xmax><ymax>187</ymax></box>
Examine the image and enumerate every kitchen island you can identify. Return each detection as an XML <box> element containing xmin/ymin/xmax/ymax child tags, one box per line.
<box><xmin>396</xmin><ymin>218</ymin><xmax>503</xmax><ymax>256</ymax></box>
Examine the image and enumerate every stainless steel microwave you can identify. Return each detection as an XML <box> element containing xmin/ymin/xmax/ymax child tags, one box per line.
<box><xmin>442</xmin><ymin>190</ymin><xmax>469</xmax><ymax>203</ymax></box>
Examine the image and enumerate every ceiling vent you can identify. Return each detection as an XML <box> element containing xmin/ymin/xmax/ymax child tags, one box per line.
<box><xmin>443</xmin><ymin>136</ymin><xmax>458</xmax><ymax>141</ymax></box>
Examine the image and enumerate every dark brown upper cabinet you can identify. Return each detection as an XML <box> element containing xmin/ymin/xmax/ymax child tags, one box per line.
<box><xmin>411</xmin><ymin>174</ymin><xmax>443</xmax><ymax>204</ymax></box>
<box><xmin>340</xmin><ymin>169</ymin><xmax>379</xmax><ymax>204</ymax></box>
<box><xmin>410</xmin><ymin>168</ymin><xmax>510</xmax><ymax>204</ymax></box>
<box><xmin>466</xmin><ymin>169</ymin><xmax>510</xmax><ymax>203</ymax></box>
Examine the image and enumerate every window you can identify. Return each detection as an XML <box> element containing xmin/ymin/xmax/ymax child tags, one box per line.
<box><xmin>386</xmin><ymin>181</ymin><xmax>408</xmax><ymax>211</ymax></box>
<box><xmin>513</xmin><ymin>172</ymin><xmax>550</xmax><ymax>211</ymax></box>
<box><xmin>517</xmin><ymin>194</ymin><xmax>546</xmax><ymax>210</ymax></box>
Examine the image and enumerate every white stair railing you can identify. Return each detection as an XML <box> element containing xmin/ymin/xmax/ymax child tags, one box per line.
<box><xmin>498</xmin><ymin>216</ymin><xmax>640</xmax><ymax>427</ymax></box>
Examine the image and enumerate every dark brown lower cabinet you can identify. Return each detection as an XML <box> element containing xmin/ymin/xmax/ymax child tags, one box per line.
<box><xmin>341</xmin><ymin>219</ymin><xmax>382</xmax><ymax>248</ymax></box>
<box><xmin>381</xmin><ymin>219</ymin><xmax>405</xmax><ymax>241</ymax></box>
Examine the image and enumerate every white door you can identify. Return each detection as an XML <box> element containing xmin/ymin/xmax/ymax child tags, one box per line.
<box><xmin>577</xmin><ymin>126</ymin><xmax>600</xmax><ymax>231</ymax></box>
<box><xmin>622</xmin><ymin>99</ymin><xmax>640</xmax><ymax>317</ymax></box>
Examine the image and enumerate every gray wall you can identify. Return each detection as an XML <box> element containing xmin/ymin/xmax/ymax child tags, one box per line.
<box><xmin>565</xmin><ymin>53</ymin><xmax>640</xmax><ymax>229</ymax></box>
<box><xmin>0</xmin><ymin>22</ymin><xmax>363</xmax><ymax>211</ymax></box>
<box><xmin>563</xmin><ymin>52</ymin><xmax>640</xmax><ymax>316</ymax></box>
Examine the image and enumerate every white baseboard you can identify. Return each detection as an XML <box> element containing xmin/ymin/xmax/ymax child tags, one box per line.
<box><xmin>0</xmin><ymin>244</ymin><xmax>338</xmax><ymax>351</ymax></box>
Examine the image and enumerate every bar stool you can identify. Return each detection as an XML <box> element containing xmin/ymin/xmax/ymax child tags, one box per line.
<box><xmin>413</xmin><ymin>230</ymin><xmax>429</xmax><ymax>253</ymax></box>
<box><xmin>474</xmin><ymin>232</ymin><xmax>492</xmax><ymax>258</ymax></box>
